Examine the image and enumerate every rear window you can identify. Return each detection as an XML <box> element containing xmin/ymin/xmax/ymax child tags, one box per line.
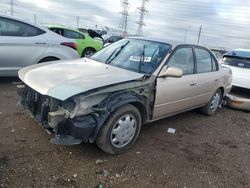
<box><xmin>0</xmin><ymin>17</ymin><xmax>45</xmax><ymax>37</ymax></box>
<box><xmin>64</xmin><ymin>29</ymin><xmax>84</xmax><ymax>39</ymax></box>
<box><xmin>222</xmin><ymin>56</ymin><xmax>250</xmax><ymax>68</ymax></box>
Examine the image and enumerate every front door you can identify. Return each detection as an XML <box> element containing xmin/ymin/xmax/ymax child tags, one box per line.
<box><xmin>153</xmin><ymin>47</ymin><xmax>199</xmax><ymax>119</ymax></box>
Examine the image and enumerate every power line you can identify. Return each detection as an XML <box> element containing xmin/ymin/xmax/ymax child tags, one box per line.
<box><xmin>136</xmin><ymin>0</ymin><xmax>149</xmax><ymax>36</ymax></box>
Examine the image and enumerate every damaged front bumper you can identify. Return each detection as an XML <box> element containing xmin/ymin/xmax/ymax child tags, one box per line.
<box><xmin>18</xmin><ymin>85</ymin><xmax>97</xmax><ymax>145</ymax></box>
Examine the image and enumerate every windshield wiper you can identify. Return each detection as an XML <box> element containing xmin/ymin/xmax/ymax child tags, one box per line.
<box><xmin>106</xmin><ymin>41</ymin><xmax>130</xmax><ymax>64</ymax></box>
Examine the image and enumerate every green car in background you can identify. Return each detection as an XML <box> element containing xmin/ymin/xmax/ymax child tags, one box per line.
<box><xmin>44</xmin><ymin>25</ymin><xmax>103</xmax><ymax>57</ymax></box>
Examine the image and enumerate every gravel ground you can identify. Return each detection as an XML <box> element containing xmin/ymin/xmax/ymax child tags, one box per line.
<box><xmin>0</xmin><ymin>78</ymin><xmax>249</xmax><ymax>188</ymax></box>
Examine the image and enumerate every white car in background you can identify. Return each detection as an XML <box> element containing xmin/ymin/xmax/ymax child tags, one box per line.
<box><xmin>222</xmin><ymin>49</ymin><xmax>250</xmax><ymax>111</ymax></box>
<box><xmin>0</xmin><ymin>14</ymin><xmax>79</xmax><ymax>77</ymax></box>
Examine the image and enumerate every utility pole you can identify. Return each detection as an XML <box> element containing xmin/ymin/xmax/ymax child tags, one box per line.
<box><xmin>119</xmin><ymin>0</ymin><xmax>130</xmax><ymax>33</ymax></box>
<box><xmin>76</xmin><ymin>16</ymin><xmax>80</xmax><ymax>29</ymax></box>
<box><xmin>33</xmin><ymin>14</ymin><xmax>37</xmax><ymax>24</ymax></box>
<box><xmin>197</xmin><ymin>24</ymin><xmax>202</xmax><ymax>44</ymax></box>
<box><xmin>184</xmin><ymin>26</ymin><xmax>191</xmax><ymax>42</ymax></box>
<box><xmin>136</xmin><ymin>0</ymin><xmax>149</xmax><ymax>36</ymax></box>
<box><xmin>10</xmin><ymin>0</ymin><xmax>14</xmax><ymax>15</ymax></box>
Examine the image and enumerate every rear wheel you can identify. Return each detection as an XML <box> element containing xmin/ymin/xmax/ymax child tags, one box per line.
<box><xmin>96</xmin><ymin>104</ymin><xmax>142</xmax><ymax>155</ymax></box>
<box><xmin>82</xmin><ymin>48</ymin><xmax>95</xmax><ymax>57</ymax></box>
<box><xmin>201</xmin><ymin>89</ymin><xmax>222</xmax><ymax>116</ymax></box>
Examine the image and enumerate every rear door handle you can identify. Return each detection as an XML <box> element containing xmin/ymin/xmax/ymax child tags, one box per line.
<box><xmin>35</xmin><ymin>42</ymin><xmax>46</xmax><ymax>44</ymax></box>
<box><xmin>190</xmin><ymin>82</ymin><xmax>197</xmax><ymax>86</ymax></box>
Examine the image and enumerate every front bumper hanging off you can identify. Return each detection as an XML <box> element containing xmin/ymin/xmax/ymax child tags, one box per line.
<box><xmin>51</xmin><ymin>115</ymin><xmax>96</xmax><ymax>145</ymax></box>
<box><xmin>18</xmin><ymin>85</ymin><xmax>97</xmax><ymax>145</ymax></box>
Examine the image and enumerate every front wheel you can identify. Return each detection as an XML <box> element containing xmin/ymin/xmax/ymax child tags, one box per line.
<box><xmin>96</xmin><ymin>104</ymin><xmax>142</xmax><ymax>155</ymax></box>
<box><xmin>201</xmin><ymin>89</ymin><xmax>222</xmax><ymax>116</ymax></box>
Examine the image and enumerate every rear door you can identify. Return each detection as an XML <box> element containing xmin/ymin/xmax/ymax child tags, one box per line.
<box><xmin>193</xmin><ymin>47</ymin><xmax>220</xmax><ymax>105</ymax></box>
<box><xmin>0</xmin><ymin>17</ymin><xmax>48</xmax><ymax>75</ymax></box>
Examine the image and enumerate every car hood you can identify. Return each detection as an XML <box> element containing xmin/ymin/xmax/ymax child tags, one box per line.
<box><xmin>18</xmin><ymin>58</ymin><xmax>144</xmax><ymax>100</ymax></box>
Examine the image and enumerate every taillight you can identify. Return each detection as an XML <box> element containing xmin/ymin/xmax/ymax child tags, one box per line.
<box><xmin>61</xmin><ymin>42</ymin><xmax>77</xmax><ymax>50</ymax></box>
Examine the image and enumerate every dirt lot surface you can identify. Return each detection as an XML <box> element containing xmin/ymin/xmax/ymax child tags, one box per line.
<box><xmin>0</xmin><ymin>78</ymin><xmax>250</xmax><ymax>188</ymax></box>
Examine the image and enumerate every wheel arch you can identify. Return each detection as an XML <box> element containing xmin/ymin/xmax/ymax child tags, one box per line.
<box><xmin>129</xmin><ymin>101</ymin><xmax>147</xmax><ymax>125</ymax></box>
<box><xmin>89</xmin><ymin>91</ymin><xmax>147</xmax><ymax>142</ymax></box>
<box><xmin>37</xmin><ymin>56</ymin><xmax>60</xmax><ymax>63</ymax></box>
<box><xmin>218</xmin><ymin>87</ymin><xmax>224</xmax><ymax>97</ymax></box>
<box><xmin>82</xmin><ymin>47</ymin><xmax>96</xmax><ymax>57</ymax></box>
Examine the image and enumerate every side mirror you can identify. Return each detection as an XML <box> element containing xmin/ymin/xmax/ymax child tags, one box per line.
<box><xmin>158</xmin><ymin>66</ymin><xmax>183</xmax><ymax>78</ymax></box>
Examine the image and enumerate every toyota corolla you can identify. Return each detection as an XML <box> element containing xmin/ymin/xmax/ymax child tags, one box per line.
<box><xmin>17</xmin><ymin>37</ymin><xmax>232</xmax><ymax>154</ymax></box>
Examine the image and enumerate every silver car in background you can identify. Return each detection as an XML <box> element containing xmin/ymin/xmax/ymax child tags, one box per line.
<box><xmin>0</xmin><ymin>14</ymin><xmax>79</xmax><ymax>77</ymax></box>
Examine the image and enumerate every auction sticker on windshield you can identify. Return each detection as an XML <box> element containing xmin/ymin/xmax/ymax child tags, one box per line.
<box><xmin>129</xmin><ymin>56</ymin><xmax>152</xmax><ymax>62</ymax></box>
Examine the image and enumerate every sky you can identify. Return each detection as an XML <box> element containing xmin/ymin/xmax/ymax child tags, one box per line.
<box><xmin>0</xmin><ymin>0</ymin><xmax>250</xmax><ymax>49</ymax></box>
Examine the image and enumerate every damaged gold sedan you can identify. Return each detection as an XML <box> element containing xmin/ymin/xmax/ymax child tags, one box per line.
<box><xmin>18</xmin><ymin>37</ymin><xmax>232</xmax><ymax>154</ymax></box>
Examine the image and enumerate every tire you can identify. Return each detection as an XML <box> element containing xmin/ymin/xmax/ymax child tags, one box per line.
<box><xmin>82</xmin><ymin>48</ymin><xmax>95</xmax><ymax>57</ymax></box>
<box><xmin>38</xmin><ymin>57</ymin><xmax>59</xmax><ymax>63</ymax></box>
<box><xmin>96</xmin><ymin>104</ymin><xmax>142</xmax><ymax>155</ymax></box>
<box><xmin>200</xmin><ymin>89</ymin><xmax>222</xmax><ymax>116</ymax></box>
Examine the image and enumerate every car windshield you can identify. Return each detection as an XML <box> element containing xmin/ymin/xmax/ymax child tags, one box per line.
<box><xmin>90</xmin><ymin>38</ymin><xmax>171</xmax><ymax>74</ymax></box>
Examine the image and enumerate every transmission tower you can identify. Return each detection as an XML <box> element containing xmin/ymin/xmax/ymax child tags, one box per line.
<box><xmin>136</xmin><ymin>0</ymin><xmax>149</xmax><ymax>36</ymax></box>
<box><xmin>119</xmin><ymin>0</ymin><xmax>130</xmax><ymax>33</ymax></box>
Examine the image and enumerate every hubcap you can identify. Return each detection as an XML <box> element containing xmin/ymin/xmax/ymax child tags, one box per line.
<box><xmin>210</xmin><ymin>92</ymin><xmax>221</xmax><ymax>112</ymax></box>
<box><xmin>110</xmin><ymin>114</ymin><xmax>137</xmax><ymax>148</ymax></box>
<box><xmin>85</xmin><ymin>50</ymin><xmax>93</xmax><ymax>57</ymax></box>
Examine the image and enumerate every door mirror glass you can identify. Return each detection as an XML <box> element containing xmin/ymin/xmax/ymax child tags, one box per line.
<box><xmin>158</xmin><ymin>66</ymin><xmax>183</xmax><ymax>78</ymax></box>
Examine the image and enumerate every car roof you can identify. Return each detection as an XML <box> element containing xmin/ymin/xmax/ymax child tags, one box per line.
<box><xmin>127</xmin><ymin>36</ymin><xmax>207</xmax><ymax>49</ymax></box>
<box><xmin>0</xmin><ymin>13</ymin><xmax>48</xmax><ymax>31</ymax></box>
<box><xmin>44</xmin><ymin>24</ymin><xmax>86</xmax><ymax>34</ymax></box>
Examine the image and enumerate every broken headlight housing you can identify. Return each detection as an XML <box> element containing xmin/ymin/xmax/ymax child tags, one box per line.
<box><xmin>61</xmin><ymin>99</ymin><xmax>76</xmax><ymax>113</ymax></box>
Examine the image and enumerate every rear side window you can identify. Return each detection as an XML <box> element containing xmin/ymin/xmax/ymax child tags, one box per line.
<box><xmin>195</xmin><ymin>48</ymin><xmax>214</xmax><ymax>73</ymax></box>
<box><xmin>64</xmin><ymin>29</ymin><xmax>84</xmax><ymax>39</ymax></box>
<box><xmin>0</xmin><ymin>17</ymin><xmax>45</xmax><ymax>37</ymax></box>
<box><xmin>212</xmin><ymin>57</ymin><xmax>218</xmax><ymax>71</ymax></box>
<box><xmin>49</xmin><ymin>28</ymin><xmax>64</xmax><ymax>36</ymax></box>
<box><xmin>167</xmin><ymin>47</ymin><xmax>194</xmax><ymax>75</ymax></box>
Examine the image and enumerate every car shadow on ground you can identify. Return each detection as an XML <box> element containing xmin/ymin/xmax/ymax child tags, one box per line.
<box><xmin>63</xmin><ymin>110</ymin><xmax>198</xmax><ymax>158</ymax></box>
<box><xmin>0</xmin><ymin>77</ymin><xmax>20</xmax><ymax>84</ymax></box>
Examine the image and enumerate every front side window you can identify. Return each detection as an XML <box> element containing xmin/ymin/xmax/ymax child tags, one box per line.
<box><xmin>64</xmin><ymin>29</ymin><xmax>84</xmax><ymax>39</ymax></box>
<box><xmin>167</xmin><ymin>47</ymin><xmax>194</xmax><ymax>75</ymax></box>
<box><xmin>195</xmin><ymin>48</ymin><xmax>213</xmax><ymax>73</ymax></box>
<box><xmin>0</xmin><ymin>17</ymin><xmax>44</xmax><ymax>37</ymax></box>
<box><xmin>90</xmin><ymin>39</ymin><xmax>171</xmax><ymax>74</ymax></box>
